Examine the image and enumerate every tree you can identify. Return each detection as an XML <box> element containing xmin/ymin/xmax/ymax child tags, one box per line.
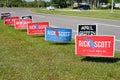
<box><xmin>51</xmin><ymin>0</ymin><xmax>68</xmax><ymax>8</ymax></box>
<box><xmin>59</xmin><ymin>0</ymin><xmax>67</xmax><ymax>8</ymax></box>
<box><xmin>9</xmin><ymin>0</ymin><xmax>23</xmax><ymax>7</ymax></box>
<box><xmin>51</xmin><ymin>0</ymin><xmax>60</xmax><ymax>4</ymax></box>
<box><xmin>114</xmin><ymin>0</ymin><xmax>120</xmax><ymax>2</ymax></box>
<box><xmin>66</xmin><ymin>0</ymin><xmax>72</xmax><ymax>6</ymax></box>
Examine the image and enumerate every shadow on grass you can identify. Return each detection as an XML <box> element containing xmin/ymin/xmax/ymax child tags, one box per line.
<box><xmin>18</xmin><ymin>29</ymin><xmax>27</xmax><ymax>32</ymax></box>
<box><xmin>49</xmin><ymin>42</ymin><xmax>75</xmax><ymax>45</ymax></box>
<box><xmin>31</xmin><ymin>35</ymin><xmax>45</xmax><ymax>38</ymax></box>
<box><xmin>82</xmin><ymin>57</ymin><xmax>120</xmax><ymax>63</ymax></box>
<box><xmin>7</xmin><ymin>25</ymin><xmax>14</xmax><ymax>27</ymax></box>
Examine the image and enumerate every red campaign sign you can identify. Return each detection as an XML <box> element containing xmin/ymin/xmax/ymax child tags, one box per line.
<box><xmin>14</xmin><ymin>19</ymin><xmax>32</xmax><ymax>29</ymax></box>
<box><xmin>75</xmin><ymin>35</ymin><xmax>115</xmax><ymax>57</ymax></box>
<box><xmin>27</xmin><ymin>22</ymin><xmax>49</xmax><ymax>35</ymax></box>
<box><xmin>4</xmin><ymin>16</ymin><xmax>19</xmax><ymax>25</ymax></box>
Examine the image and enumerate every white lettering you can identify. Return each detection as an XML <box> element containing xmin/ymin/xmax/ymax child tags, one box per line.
<box><xmin>79</xmin><ymin>31</ymin><xmax>95</xmax><ymax>35</ymax></box>
<box><xmin>47</xmin><ymin>31</ymin><xmax>71</xmax><ymax>36</ymax></box>
<box><xmin>29</xmin><ymin>25</ymin><xmax>47</xmax><ymax>29</ymax></box>
<box><xmin>94</xmin><ymin>41</ymin><xmax>111</xmax><ymax>48</ymax></box>
<box><xmin>59</xmin><ymin>32</ymin><xmax>70</xmax><ymax>36</ymax></box>
<box><xmin>79</xmin><ymin>40</ymin><xmax>111</xmax><ymax>48</ymax></box>
<box><xmin>47</xmin><ymin>31</ymin><xmax>56</xmax><ymax>35</ymax></box>
<box><xmin>81</xmin><ymin>26</ymin><xmax>93</xmax><ymax>30</ymax></box>
<box><xmin>79</xmin><ymin>41</ymin><xmax>90</xmax><ymax>47</ymax></box>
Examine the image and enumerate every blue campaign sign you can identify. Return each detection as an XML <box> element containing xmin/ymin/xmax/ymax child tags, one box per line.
<box><xmin>45</xmin><ymin>27</ymin><xmax>72</xmax><ymax>42</ymax></box>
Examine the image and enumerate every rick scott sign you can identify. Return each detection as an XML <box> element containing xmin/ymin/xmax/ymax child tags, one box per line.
<box><xmin>45</xmin><ymin>27</ymin><xmax>72</xmax><ymax>42</ymax></box>
<box><xmin>4</xmin><ymin>16</ymin><xmax>19</xmax><ymax>25</ymax></box>
<box><xmin>75</xmin><ymin>35</ymin><xmax>115</xmax><ymax>57</ymax></box>
<box><xmin>14</xmin><ymin>19</ymin><xmax>32</xmax><ymax>29</ymax></box>
<box><xmin>27</xmin><ymin>22</ymin><xmax>49</xmax><ymax>35</ymax></box>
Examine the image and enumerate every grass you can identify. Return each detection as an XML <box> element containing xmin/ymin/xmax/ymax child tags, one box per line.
<box><xmin>32</xmin><ymin>8</ymin><xmax>120</xmax><ymax>20</ymax></box>
<box><xmin>0</xmin><ymin>20</ymin><xmax>120</xmax><ymax>80</ymax></box>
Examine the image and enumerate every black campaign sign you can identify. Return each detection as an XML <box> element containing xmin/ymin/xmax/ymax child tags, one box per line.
<box><xmin>77</xmin><ymin>24</ymin><xmax>97</xmax><ymax>35</ymax></box>
<box><xmin>22</xmin><ymin>16</ymin><xmax>32</xmax><ymax>19</ymax></box>
<box><xmin>1</xmin><ymin>13</ymin><xmax>11</xmax><ymax>20</ymax></box>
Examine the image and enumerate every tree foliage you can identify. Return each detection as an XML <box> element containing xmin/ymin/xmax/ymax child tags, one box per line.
<box><xmin>0</xmin><ymin>0</ymin><xmax>120</xmax><ymax>8</ymax></box>
<box><xmin>9</xmin><ymin>0</ymin><xmax>23</xmax><ymax>7</ymax></box>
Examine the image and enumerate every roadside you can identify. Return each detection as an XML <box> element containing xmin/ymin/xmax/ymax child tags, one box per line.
<box><xmin>32</xmin><ymin>8</ymin><xmax>120</xmax><ymax>20</ymax></box>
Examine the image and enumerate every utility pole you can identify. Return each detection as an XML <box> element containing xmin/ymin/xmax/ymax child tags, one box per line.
<box><xmin>111</xmin><ymin>0</ymin><xmax>114</xmax><ymax>13</ymax></box>
<box><xmin>6</xmin><ymin>0</ymin><xmax>9</xmax><ymax>7</ymax></box>
<box><xmin>38</xmin><ymin>0</ymin><xmax>39</xmax><ymax>8</ymax></box>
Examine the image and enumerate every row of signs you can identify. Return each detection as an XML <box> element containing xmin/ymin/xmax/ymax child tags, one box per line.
<box><xmin>4</xmin><ymin>16</ymin><xmax>97</xmax><ymax>35</ymax></box>
<box><xmin>1</xmin><ymin>12</ymin><xmax>32</xmax><ymax>20</ymax></box>
<box><xmin>3</xmin><ymin>16</ymin><xmax>72</xmax><ymax>42</ymax></box>
<box><xmin>3</xmin><ymin>15</ymin><xmax>115</xmax><ymax>57</ymax></box>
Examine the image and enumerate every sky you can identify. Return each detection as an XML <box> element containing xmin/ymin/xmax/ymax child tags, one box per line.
<box><xmin>25</xmin><ymin>0</ymin><xmax>50</xmax><ymax>2</ymax></box>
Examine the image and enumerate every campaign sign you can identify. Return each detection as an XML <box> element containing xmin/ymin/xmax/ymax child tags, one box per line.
<box><xmin>27</xmin><ymin>22</ymin><xmax>49</xmax><ymax>35</ymax></box>
<box><xmin>14</xmin><ymin>19</ymin><xmax>32</xmax><ymax>29</ymax></box>
<box><xmin>77</xmin><ymin>24</ymin><xmax>97</xmax><ymax>35</ymax></box>
<box><xmin>45</xmin><ymin>27</ymin><xmax>72</xmax><ymax>42</ymax></box>
<box><xmin>22</xmin><ymin>16</ymin><xmax>32</xmax><ymax>19</ymax></box>
<box><xmin>4</xmin><ymin>16</ymin><xmax>19</xmax><ymax>25</ymax></box>
<box><xmin>75</xmin><ymin>35</ymin><xmax>115</xmax><ymax>57</ymax></box>
<box><xmin>1</xmin><ymin>12</ymin><xmax>11</xmax><ymax>20</ymax></box>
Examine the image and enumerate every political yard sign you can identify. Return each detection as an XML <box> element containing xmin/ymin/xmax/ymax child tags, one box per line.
<box><xmin>75</xmin><ymin>35</ymin><xmax>115</xmax><ymax>57</ymax></box>
<box><xmin>22</xmin><ymin>16</ymin><xmax>32</xmax><ymax>19</ymax></box>
<box><xmin>45</xmin><ymin>27</ymin><xmax>72</xmax><ymax>42</ymax></box>
<box><xmin>77</xmin><ymin>24</ymin><xmax>97</xmax><ymax>35</ymax></box>
<box><xmin>14</xmin><ymin>19</ymin><xmax>32</xmax><ymax>29</ymax></box>
<box><xmin>27</xmin><ymin>22</ymin><xmax>49</xmax><ymax>35</ymax></box>
<box><xmin>1</xmin><ymin>12</ymin><xmax>11</xmax><ymax>20</ymax></box>
<box><xmin>4</xmin><ymin>16</ymin><xmax>19</xmax><ymax>25</ymax></box>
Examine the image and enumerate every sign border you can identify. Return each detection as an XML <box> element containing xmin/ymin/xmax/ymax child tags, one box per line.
<box><xmin>4</xmin><ymin>16</ymin><xmax>19</xmax><ymax>25</ymax></box>
<box><xmin>75</xmin><ymin>35</ymin><xmax>115</xmax><ymax>57</ymax></box>
<box><xmin>27</xmin><ymin>22</ymin><xmax>50</xmax><ymax>35</ymax></box>
<box><xmin>45</xmin><ymin>27</ymin><xmax>72</xmax><ymax>43</ymax></box>
<box><xmin>14</xmin><ymin>19</ymin><xmax>32</xmax><ymax>29</ymax></box>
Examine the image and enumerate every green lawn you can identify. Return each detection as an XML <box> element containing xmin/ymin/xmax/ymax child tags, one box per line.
<box><xmin>32</xmin><ymin>8</ymin><xmax>120</xmax><ymax>20</ymax></box>
<box><xmin>0</xmin><ymin>20</ymin><xmax>120</xmax><ymax>80</ymax></box>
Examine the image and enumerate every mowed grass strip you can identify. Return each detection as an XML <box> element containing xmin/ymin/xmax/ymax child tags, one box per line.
<box><xmin>32</xmin><ymin>8</ymin><xmax>120</xmax><ymax>20</ymax></box>
<box><xmin>0</xmin><ymin>20</ymin><xmax>120</xmax><ymax>80</ymax></box>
